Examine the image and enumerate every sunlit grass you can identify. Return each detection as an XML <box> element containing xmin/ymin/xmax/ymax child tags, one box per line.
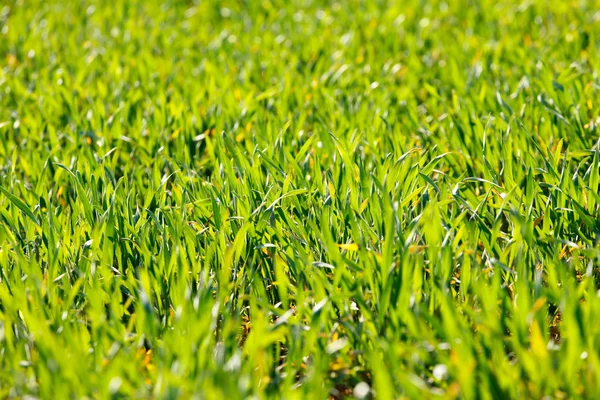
<box><xmin>1</xmin><ymin>0</ymin><xmax>600</xmax><ymax>398</ymax></box>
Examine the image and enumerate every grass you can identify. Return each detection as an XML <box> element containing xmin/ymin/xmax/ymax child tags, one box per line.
<box><xmin>1</xmin><ymin>0</ymin><xmax>600</xmax><ymax>398</ymax></box>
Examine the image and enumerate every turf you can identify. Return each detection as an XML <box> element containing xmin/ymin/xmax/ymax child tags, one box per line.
<box><xmin>1</xmin><ymin>0</ymin><xmax>600</xmax><ymax>398</ymax></box>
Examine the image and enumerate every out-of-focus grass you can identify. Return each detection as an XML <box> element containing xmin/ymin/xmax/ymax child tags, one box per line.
<box><xmin>1</xmin><ymin>0</ymin><xmax>600</xmax><ymax>398</ymax></box>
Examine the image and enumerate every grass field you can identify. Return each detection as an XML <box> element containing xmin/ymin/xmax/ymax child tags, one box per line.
<box><xmin>1</xmin><ymin>0</ymin><xmax>600</xmax><ymax>398</ymax></box>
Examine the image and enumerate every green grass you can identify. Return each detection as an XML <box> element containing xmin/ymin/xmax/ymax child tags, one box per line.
<box><xmin>1</xmin><ymin>0</ymin><xmax>600</xmax><ymax>398</ymax></box>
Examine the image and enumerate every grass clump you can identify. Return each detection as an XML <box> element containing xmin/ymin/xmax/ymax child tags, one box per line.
<box><xmin>1</xmin><ymin>0</ymin><xmax>600</xmax><ymax>398</ymax></box>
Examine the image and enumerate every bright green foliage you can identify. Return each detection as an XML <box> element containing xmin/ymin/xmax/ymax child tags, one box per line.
<box><xmin>1</xmin><ymin>0</ymin><xmax>600</xmax><ymax>398</ymax></box>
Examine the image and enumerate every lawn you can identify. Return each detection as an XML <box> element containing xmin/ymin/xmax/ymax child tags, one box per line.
<box><xmin>1</xmin><ymin>0</ymin><xmax>600</xmax><ymax>398</ymax></box>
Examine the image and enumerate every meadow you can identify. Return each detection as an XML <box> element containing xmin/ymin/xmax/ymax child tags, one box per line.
<box><xmin>1</xmin><ymin>0</ymin><xmax>600</xmax><ymax>398</ymax></box>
